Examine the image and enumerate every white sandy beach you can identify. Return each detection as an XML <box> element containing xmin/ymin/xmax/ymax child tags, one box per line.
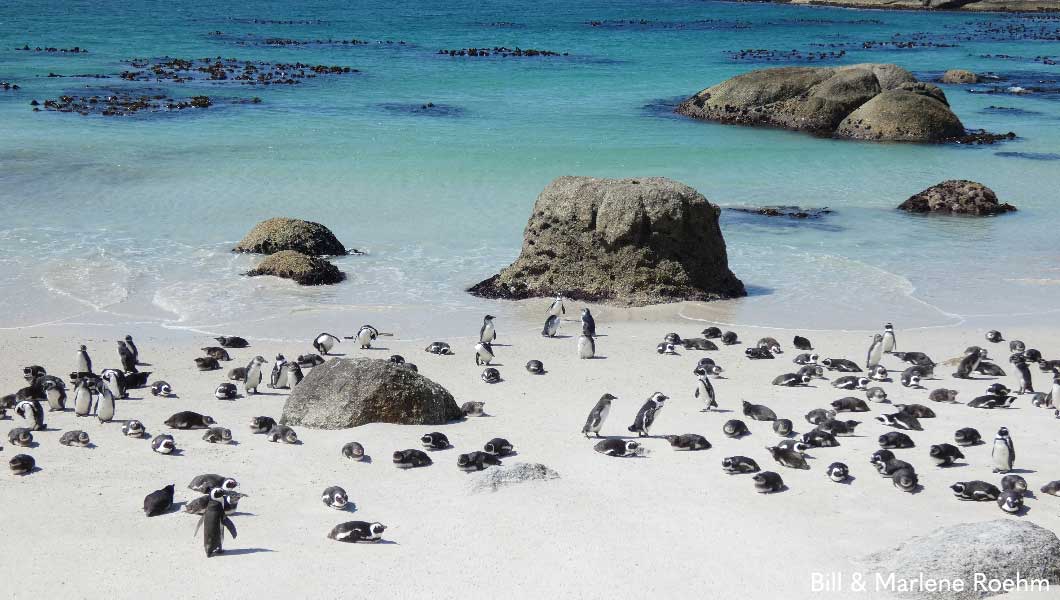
<box><xmin>2</xmin><ymin>311</ymin><xmax>1058</xmax><ymax>599</ymax></box>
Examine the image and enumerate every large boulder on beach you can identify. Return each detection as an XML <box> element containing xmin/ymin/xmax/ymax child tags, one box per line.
<box><xmin>898</xmin><ymin>180</ymin><xmax>1016</xmax><ymax>216</ymax></box>
<box><xmin>245</xmin><ymin>250</ymin><xmax>345</xmax><ymax>285</ymax></box>
<box><xmin>859</xmin><ymin>520</ymin><xmax>1060</xmax><ymax>599</ymax></box>
<box><xmin>676</xmin><ymin>63</ymin><xmax>968</xmax><ymax>142</ymax></box>
<box><xmin>941</xmin><ymin>69</ymin><xmax>979</xmax><ymax>84</ymax></box>
<box><xmin>280</xmin><ymin>358</ymin><xmax>462</xmax><ymax>428</ymax></box>
<box><xmin>233</xmin><ymin>217</ymin><xmax>347</xmax><ymax>256</ymax></box>
<box><xmin>468</xmin><ymin>176</ymin><xmax>745</xmax><ymax>306</ymax></box>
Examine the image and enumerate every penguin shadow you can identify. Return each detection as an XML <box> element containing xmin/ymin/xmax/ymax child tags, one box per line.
<box><xmin>163</xmin><ymin>501</ymin><xmax>185</xmax><ymax>515</ymax></box>
<box><xmin>545</xmin><ymin>335</ymin><xmax>573</xmax><ymax>339</ymax></box>
<box><xmin>1010</xmin><ymin>505</ymin><xmax>1032</xmax><ymax>517</ymax></box>
<box><xmin>336</xmin><ymin>503</ymin><xmax>358</xmax><ymax>513</ymax></box>
<box><xmin>1022</xmin><ymin>491</ymin><xmax>1038</xmax><ymax>500</ymax></box>
<box><xmin>323</xmin><ymin>352</ymin><xmax>347</xmax><ymax>357</ymax></box>
<box><xmin>1005</xmin><ymin>468</ymin><xmax>1036</xmax><ymax>474</ymax></box>
<box><xmin>363</xmin><ymin>347</ymin><xmax>390</xmax><ymax>351</ymax></box>
<box><xmin>164</xmin><ymin>448</ymin><xmax>186</xmax><ymax>456</ymax></box>
<box><xmin>940</xmin><ymin>461</ymin><xmax>969</xmax><ymax>468</ymax></box>
<box><xmin>217</xmin><ymin>548</ymin><xmax>275</xmax><ymax>557</ymax></box>
<box><xmin>229</xmin><ymin>511</ymin><xmax>256</xmax><ymax>517</ymax></box>
<box><xmin>702</xmin><ymin>408</ymin><xmax>734</xmax><ymax>414</ymax></box>
<box><xmin>499</xmin><ymin>450</ymin><xmax>520</xmax><ymax>458</ymax></box>
<box><xmin>595</xmin><ymin>434</ymin><xmax>639</xmax><ymax>442</ymax></box>
<box><xmin>837</xmin><ymin>475</ymin><xmax>856</xmax><ymax>486</ymax></box>
<box><xmin>250</xmin><ymin>391</ymin><xmax>286</xmax><ymax>397</ymax></box>
<box><xmin>19</xmin><ymin>441</ymin><xmax>40</xmax><ymax>449</ymax></box>
<box><xmin>586</xmin><ymin>356</ymin><xmax>608</xmax><ymax>360</ymax></box>
<box><xmin>359</xmin><ymin>456</ymin><xmax>374</xmax><ymax>464</ymax></box>
<box><xmin>906</xmin><ymin>484</ymin><xmax>925</xmax><ymax>495</ymax></box>
<box><xmin>488</xmin><ymin>343</ymin><xmax>512</xmax><ymax>347</ymax></box>
<box><xmin>372</xmin><ymin>540</ymin><xmax>399</xmax><ymax>545</ymax></box>
<box><xmin>15</xmin><ymin>466</ymin><xmax>42</xmax><ymax>476</ymax></box>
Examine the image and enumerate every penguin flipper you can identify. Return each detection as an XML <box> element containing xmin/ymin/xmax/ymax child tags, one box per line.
<box><xmin>194</xmin><ymin>516</ymin><xmax>205</xmax><ymax>538</ymax></box>
<box><xmin>223</xmin><ymin>516</ymin><xmax>237</xmax><ymax>539</ymax></box>
<box><xmin>694</xmin><ymin>388</ymin><xmax>700</xmax><ymax>398</ymax></box>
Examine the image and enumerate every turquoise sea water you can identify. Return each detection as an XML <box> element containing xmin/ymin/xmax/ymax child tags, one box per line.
<box><xmin>0</xmin><ymin>0</ymin><xmax>1058</xmax><ymax>338</ymax></box>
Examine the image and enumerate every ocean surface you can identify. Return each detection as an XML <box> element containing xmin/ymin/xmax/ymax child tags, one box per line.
<box><xmin>1</xmin><ymin>0</ymin><xmax>1058</xmax><ymax>340</ymax></box>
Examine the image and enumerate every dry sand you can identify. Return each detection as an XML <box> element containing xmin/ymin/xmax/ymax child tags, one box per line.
<box><xmin>1</xmin><ymin>313</ymin><xmax>1058</xmax><ymax>599</ymax></box>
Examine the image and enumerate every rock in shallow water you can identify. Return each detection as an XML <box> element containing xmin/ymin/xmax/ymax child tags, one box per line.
<box><xmin>469</xmin><ymin>176</ymin><xmax>745</xmax><ymax>306</ymax></box>
<box><xmin>466</xmin><ymin>462</ymin><xmax>560</xmax><ymax>494</ymax></box>
<box><xmin>859</xmin><ymin>519</ymin><xmax>1060</xmax><ymax>599</ymax></box>
<box><xmin>234</xmin><ymin>217</ymin><xmax>348</xmax><ymax>256</ymax></box>
<box><xmin>281</xmin><ymin>358</ymin><xmax>462</xmax><ymax>428</ymax></box>
<box><xmin>941</xmin><ymin>69</ymin><xmax>980</xmax><ymax>84</ymax></box>
<box><xmin>245</xmin><ymin>250</ymin><xmax>345</xmax><ymax>285</ymax></box>
<box><xmin>898</xmin><ymin>180</ymin><xmax>1016</xmax><ymax>216</ymax></box>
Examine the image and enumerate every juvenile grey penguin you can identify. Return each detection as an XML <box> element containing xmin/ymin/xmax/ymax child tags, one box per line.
<box><xmin>249</xmin><ymin>416</ymin><xmax>276</xmax><ymax>434</ymax></box>
<box><xmin>664</xmin><ymin>434</ymin><xmax>711</xmax><ymax>450</ymax></box>
<box><xmin>581</xmin><ymin>308</ymin><xmax>596</xmax><ymax>337</ymax></box>
<box><xmin>928</xmin><ymin>388</ymin><xmax>959</xmax><ymax>403</ymax></box>
<box><xmin>266</xmin><ymin>425</ymin><xmax>299</xmax><ymax>444</ymax></box>
<box><xmin>742</xmin><ymin>401</ymin><xmax>777</xmax><ymax>422</ymax></box>
<box><xmin>143</xmin><ymin>484</ymin><xmax>174</xmax><ymax>517</ymax></box>
<box><xmin>722</xmin><ymin>456</ymin><xmax>760</xmax><ymax>474</ymax></box>
<box><xmin>756</xmin><ymin>337</ymin><xmax>782</xmax><ymax>354</ymax></box>
<box><xmin>202</xmin><ymin>427</ymin><xmax>234</xmax><ymax>444</ymax></box>
<box><xmin>882</xmin><ymin>323</ymin><xmax>897</xmax><ymax>353</ymax></box>
<box><xmin>328</xmin><ymin>522</ymin><xmax>386</xmax><ymax>543</ymax></box>
<box><xmin>9</xmin><ymin>453</ymin><xmax>35</xmax><ymax>475</ymax></box>
<box><xmin>8</xmin><ymin>427</ymin><xmax>33</xmax><ymax>447</ymax></box>
<box><xmin>194</xmin><ymin>488</ymin><xmax>237</xmax><ymax>557</ymax></box>
<box><xmin>313</xmin><ymin>333</ymin><xmax>341</xmax><ymax>355</ymax></box>
<box><xmin>457</xmin><ymin>451</ymin><xmax>502</xmax><ymax>471</ymax></box>
<box><xmin>628</xmin><ymin>392</ymin><xmax>667</xmax><ymax>437</ymax></box>
<box><xmin>215</xmin><ymin>336</ymin><xmax>249</xmax><ymax>348</ymax></box>
<box><xmin>593</xmin><ymin>439</ymin><xmax>647</xmax><ymax>457</ymax></box>
<box><xmin>244</xmin><ymin>356</ymin><xmax>265</xmax><ymax>395</ymax></box>
<box><xmin>773</xmin><ymin>418</ymin><xmax>794</xmax><ymax>436</ymax></box>
<box><xmin>767</xmin><ymin>446</ymin><xmax>809</xmax><ymax>470</ymax></box>
<box><xmin>547</xmin><ymin>295</ymin><xmax>565</xmax><ymax>317</ymax></box>
<box><xmin>525</xmin><ymin>360</ymin><xmax>545</xmax><ymax>374</ymax></box>
<box><xmin>878</xmin><ymin>432</ymin><xmax>914</xmax><ymax>449</ymax></box>
<box><xmin>793</xmin><ymin>335</ymin><xmax>812</xmax><ymax>351</ymax></box>
<box><xmin>991</xmin><ymin>427</ymin><xmax>1014</xmax><ymax>473</ymax></box>
<box><xmin>479</xmin><ymin>315</ymin><xmax>496</xmax><ymax>343</ymax></box>
<box><xmin>826</xmin><ymin>462</ymin><xmax>849</xmax><ymax>482</ymax></box>
<box><xmin>322</xmin><ymin>486</ymin><xmax>349</xmax><ymax>510</ymax></box>
<box><xmin>892</xmin><ymin>468</ymin><xmax>919</xmax><ymax>492</ymax></box>
<box><xmin>831</xmin><ymin>397</ymin><xmax>869</xmax><ymax>412</ymax></box>
<box><xmin>1010</xmin><ymin>353</ymin><xmax>1034</xmax><ymax>394</ymax></box>
<box><xmin>1001</xmin><ymin>474</ymin><xmax>1028</xmax><ymax>493</ymax></box>
<box><xmin>752</xmin><ymin>471</ymin><xmax>784</xmax><ymax>493</ymax></box>
<box><xmin>866</xmin><ymin>334</ymin><xmax>884</xmax><ymax>368</ymax></box>
<box><xmin>582</xmin><ymin>393</ymin><xmax>616</xmax><ymax>437</ymax></box>
<box><xmin>694</xmin><ymin>374</ymin><xmax>717</xmax><ymax>411</ymax></box>
<box><xmin>541</xmin><ymin>315</ymin><xmax>560</xmax><ymax>338</ymax></box>
<box><xmin>481</xmin><ymin>368</ymin><xmax>501</xmax><ymax>384</ymax></box>
<box><xmin>60</xmin><ymin>430</ymin><xmax>91</xmax><ymax>447</ymax></box>
<box><xmin>461</xmin><ymin>401</ymin><xmax>487</xmax><ymax>417</ymax></box>
<box><xmin>342</xmin><ymin>441</ymin><xmax>368</xmax><ymax>461</ymax></box>
<box><xmin>118</xmin><ymin>341</ymin><xmax>137</xmax><ymax>373</ymax></box>
<box><xmin>722</xmin><ymin>419</ymin><xmax>749</xmax><ymax>438</ymax></box>
<box><xmin>151</xmin><ymin>434</ymin><xmax>176</xmax><ymax>454</ymax></box>
<box><xmin>474</xmin><ymin>342</ymin><xmax>495</xmax><ymax>366</ymax></box>
<box><xmin>577</xmin><ymin>333</ymin><xmax>595</xmax><ymax>359</ymax></box>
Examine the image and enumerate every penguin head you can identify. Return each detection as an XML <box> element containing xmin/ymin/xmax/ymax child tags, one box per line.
<box><xmin>821</xmin><ymin>358</ymin><xmax>833</xmax><ymax>367</ymax></box>
<box><xmin>950</xmin><ymin>483</ymin><xmax>966</xmax><ymax>495</ymax></box>
<box><xmin>871</xmin><ymin>449</ymin><xmax>894</xmax><ymax>465</ymax></box>
<box><xmin>884</xmin><ymin>323</ymin><xmax>893</xmax><ymax>330</ymax></box>
<box><xmin>330</xmin><ymin>490</ymin><xmax>348</xmax><ymax>508</ymax></box>
<box><xmin>600</xmin><ymin>393</ymin><xmax>617</xmax><ymax>403</ymax></box>
<box><xmin>650</xmin><ymin>392</ymin><xmax>668</xmax><ymax>405</ymax></box>
<box><xmin>79</xmin><ymin>344</ymin><xmax>87</xmax><ymax>352</ymax></box>
<box><xmin>484</xmin><ymin>315</ymin><xmax>494</xmax><ymax>322</ymax></box>
<box><xmin>857</xmin><ymin>377</ymin><xmax>871</xmax><ymax>388</ymax></box>
<box><xmin>986</xmin><ymin>330</ymin><xmax>1003</xmax><ymax>343</ymax></box>
<box><xmin>800</xmin><ymin>375</ymin><xmax>811</xmax><ymax>385</ymax></box>
<box><xmin>209</xmin><ymin>487</ymin><xmax>226</xmax><ymax>502</ymax></box>
<box><xmin>623</xmin><ymin>441</ymin><xmax>642</xmax><ymax>454</ymax></box>
<box><xmin>388</xmin><ymin>355</ymin><xmax>405</xmax><ymax>364</ymax></box>
<box><xmin>203</xmin><ymin>416</ymin><xmax>216</xmax><ymax>426</ymax></box>
<box><xmin>369</xmin><ymin>523</ymin><xmax>386</xmax><ymax>537</ymax></box>
<box><xmin>873</xmin><ymin>334</ymin><xmax>883</xmax><ymax>342</ymax></box>
<box><xmin>997</xmin><ymin>427</ymin><xmax>1010</xmax><ymax>438</ymax></box>
<box><xmin>1008</xmin><ymin>353</ymin><xmax>1025</xmax><ymax>365</ymax></box>
<box><xmin>75</xmin><ymin>431</ymin><xmax>90</xmax><ymax>445</ymax></box>
<box><xmin>999</xmin><ymin>493</ymin><xmax>1023</xmax><ymax>513</ymax></box>
<box><xmin>223</xmin><ymin>478</ymin><xmax>238</xmax><ymax>490</ymax></box>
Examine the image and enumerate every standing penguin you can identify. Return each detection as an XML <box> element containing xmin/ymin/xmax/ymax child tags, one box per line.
<box><xmin>992</xmin><ymin>427</ymin><xmax>1015</xmax><ymax>473</ymax></box>
<box><xmin>628</xmin><ymin>393</ymin><xmax>667</xmax><ymax>437</ymax></box>
<box><xmin>479</xmin><ymin>315</ymin><xmax>496</xmax><ymax>343</ymax></box>
<box><xmin>547</xmin><ymin>296</ymin><xmax>565</xmax><ymax>317</ymax></box>
<box><xmin>286</xmin><ymin>362</ymin><xmax>303</xmax><ymax>388</ymax></box>
<box><xmin>541</xmin><ymin>315</ymin><xmax>560</xmax><ymax>338</ymax></box>
<box><xmin>954</xmin><ymin>347</ymin><xmax>986</xmax><ymax>379</ymax></box>
<box><xmin>41</xmin><ymin>379</ymin><xmax>66</xmax><ymax>411</ymax></box>
<box><xmin>96</xmin><ymin>384</ymin><xmax>115</xmax><ymax>423</ymax></box>
<box><xmin>269</xmin><ymin>355</ymin><xmax>289</xmax><ymax>389</ymax></box>
<box><xmin>866</xmin><ymin>334</ymin><xmax>884</xmax><ymax>368</ymax></box>
<box><xmin>118</xmin><ymin>341</ymin><xmax>137</xmax><ymax>373</ymax></box>
<box><xmin>474</xmin><ymin>342</ymin><xmax>495</xmax><ymax>366</ymax></box>
<box><xmin>351</xmin><ymin>325</ymin><xmax>379</xmax><ymax>349</ymax></box>
<box><xmin>581</xmin><ymin>308</ymin><xmax>596</xmax><ymax>338</ymax></box>
<box><xmin>100</xmin><ymin>369</ymin><xmax>128</xmax><ymax>399</ymax></box>
<box><xmin>194</xmin><ymin>488</ymin><xmax>237</xmax><ymax>557</ymax></box>
<box><xmin>76</xmin><ymin>344</ymin><xmax>92</xmax><ymax>375</ymax></box>
<box><xmin>1011</xmin><ymin>353</ymin><xmax>1034</xmax><ymax>394</ymax></box>
<box><xmin>124</xmin><ymin>335</ymin><xmax>139</xmax><ymax>364</ymax></box>
<box><xmin>313</xmin><ymin>333</ymin><xmax>341</xmax><ymax>355</ymax></box>
<box><xmin>15</xmin><ymin>399</ymin><xmax>45</xmax><ymax>431</ymax></box>
<box><xmin>882</xmin><ymin>323</ymin><xmax>897</xmax><ymax>353</ymax></box>
<box><xmin>578</xmin><ymin>333</ymin><xmax>595</xmax><ymax>359</ymax></box>
<box><xmin>694</xmin><ymin>373</ymin><xmax>717</xmax><ymax>411</ymax></box>
<box><xmin>244</xmin><ymin>356</ymin><xmax>265</xmax><ymax>395</ymax></box>
<box><xmin>581</xmin><ymin>393</ymin><xmax>615</xmax><ymax>437</ymax></box>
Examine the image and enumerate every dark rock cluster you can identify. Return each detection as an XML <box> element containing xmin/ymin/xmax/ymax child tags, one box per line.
<box><xmin>119</xmin><ymin>57</ymin><xmax>358</xmax><ymax>85</ymax></box>
<box><xmin>438</xmin><ymin>47</ymin><xmax>567</xmax><ymax>57</ymax></box>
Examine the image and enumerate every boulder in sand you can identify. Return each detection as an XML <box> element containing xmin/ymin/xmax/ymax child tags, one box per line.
<box><xmin>246</xmin><ymin>250</ymin><xmax>345</xmax><ymax>285</ymax></box>
<box><xmin>898</xmin><ymin>180</ymin><xmax>1016</xmax><ymax>216</ymax></box>
<box><xmin>233</xmin><ymin>217</ymin><xmax>348</xmax><ymax>256</ymax></box>
<box><xmin>467</xmin><ymin>462</ymin><xmax>560</xmax><ymax>494</ymax></box>
<box><xmin>676</xmin><ymin>63</ymin><xmax>974</xmax><ymax>143</ymax></box>
<box><xmin>280</xmin><ymin>358</ymin><xmax>462</xmax><ymax>428</ymax></box>
<box><xmin>468</xmin><ymin>176</ymin><xmax>745</xmax><ymax>306</ymax></box>
<box><xmin>859</xmin><ymin>519</ymin><xmax>1060</xmax><ymax>599</ymax></box>
<box><xmin>941</xmin><ymin>69</ymin><xmax>979</xmax><ymax>84</ymax></box>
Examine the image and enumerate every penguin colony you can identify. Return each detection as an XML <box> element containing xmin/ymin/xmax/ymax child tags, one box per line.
<box><xmin>5</xmin><ymin>309</ymin><xmax>1060</xmax><ymax>558</ymax></box>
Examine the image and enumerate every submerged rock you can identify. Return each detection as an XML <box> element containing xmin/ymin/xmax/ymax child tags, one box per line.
<box><xmin>859</xmin><ymin>519</ymin><xmax>1060</xmax><ymax>599</ymax></box>
<box><xmin>466</xmin><ymin>462</ymin><xmax>560</xmax><ymax>494</ymax></box>
<box><xmin>898</xmin><ymin>180</ymin><xmax>1016</xmax><ymax>216</ymax></box>
<box><xmin>234</xmin><ymin>217</ymin><xmax>347</xmax><ymax>256</ymax></box>
<box><xmin>941</xmin><ymin>69</ymin><xmax>979</xmax><ymax>84</ymax></box>
<box><xmin>468</xmin><ymin>176</ymin><xmax>745</xmax><ymax>306</ymax></box>
<box><xmin>676</xmin><ymin>63</ymin><xmax>986</xmax><ymax>143</ymax></box>
<box><xmin>281</xmin><ymin>358</ymin><xmax>462</xmax><ymax>428</ymax></box>
<box><xmin>245</xmin><ymin>250</ymin><xmax>345</xmax><ymax>285</ymax></box>
<box><xmin>727</xmin><ymin>206</ymin><xmax>833</xmax><ymax>219</ymax></box>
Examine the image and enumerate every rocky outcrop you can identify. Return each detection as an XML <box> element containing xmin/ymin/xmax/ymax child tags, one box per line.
<box><xmin>233</xmin><ymin>217</ymin><xmax>348</xmax><ymax>256</ymax></box>
<box><xmin>898</xmin><ymin>180</ymin><xmax>1016</xmax><ymax>216</ymax></box>
<box><xmin>466</xmin><ymin>463</ymin><xmax>560</xmax><ymax>494</ymax></box>
<box><xmin>468</xmin><ymin>176</ymin><xmax>745</xmax><ymax>306</ymax></box>
<box><xmin>941</xmin><ymin>69</ymin><xmax>979</xmax><ymax>84</ymax></box>
<box><xmin>245</xmin><ymin>250</ymin><xmax>345</xmax><ymax>285</ymax></box>
<box><xmin>860</xmin><ymin>520</ymin><xmax>1060</xmax><ymax>599</ymax></box>
<box><xmin>738</xmin><ymin>0</ymin><xmax>1060</xmax><ymax>12</ymax></box>
<box><xmin>280</xmin><ymin>358</ymin><xmax>462</xmax><ymax>428</ymax></box>
<box><xmin>677</xmin><ymin>64</ymin><xmax>979</xmax><ymax>143</ymax></box>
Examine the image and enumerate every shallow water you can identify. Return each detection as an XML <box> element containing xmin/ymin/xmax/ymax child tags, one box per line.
<box><xmin>1</xmin><ymin>0</ymin><xmax>1058</xmax><ymax>339</ymax></box>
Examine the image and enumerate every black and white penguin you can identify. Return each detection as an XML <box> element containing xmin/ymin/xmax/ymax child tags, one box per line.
<box><xmin>772</xmin><ymin>373</ymin><xmax>810</xmax><ymax>387</ymax></box>
<box><xmin>189</xmin><ymin>474</ymin><xmax>239</xmax><ymax>493</ymax></box>
<box><xmin>928</xmin><ymin>388</ymin><xmax>959</xmax><ymax>403</ymax></box>
<box><xmin>525</xmin><ymin>360</ymin><xmax>545</xmax><ymax>375</ymax></box>
<box><xmin>342</xmin><ymin>441</ymin><xmax>368</xmax><ymax>461</ymax></box>
<box><xmin>797</xmin><ymin>365</ymin><xmax>825</xmax><ymax>380</ymax></box>
<box><xmin>722</xmin><ymin>456</ymin><xmax>759</xmax><ymax>474</ymax></box>
<box><xmin>297</xmin><ymin>354</ymin><xmax>325</xmax><ymax>368</ymax></box>
<box><xmin>929</xmin><ymin>443</ymin><xmax>965</xmax><ymax>466</ymax></box>
<box><xmin>483</xmin><ymin>438</ymin><xmax>513</xmax><ymax>456</ymax></box>
<box><xmin>214</xmin><ymin>383</ymin><xmax>238</xmax><ymax>400</ymax></box>
<box><xmin>313</xmin><ymin>333</ymin><xmax>341</xmax><ymax>355</ymax></box>
<box><xmin>195</xmin><ymin>356</ymin><xmax>221</xmax><ymax>371</ymax></box>
<box><xmin>151</xmin><ymin>434</ymin><xmax>176</xmax><ymax>454</ymax></box>
<box><xmin>832</xmin><ymin>376</ymin><xmax>869</xmax><ymax>390</ymax></box>
<box><xmin>76</xmin><ymin>344</ymin><xmax>92</xmax><ymax>375</ymax></box>
<box><xmin>878</xmin><ymin>431</ymin><xmax>914</xmax><ymax>449</ymax></box>
<box><xmin>150</xmin><ymin>381</ymin><xmax>173</xmax><ymax>397</ymax></box>
<box><xmin>578</xmin><ymin>333</ymin><xmax>595</xmax><ymax>359</ymax></box>
<box><xmin>882</xmin><ymin>323</ymin><xmax>897</xmax><ymax>353</ymax></box>
<box><xmin>869</xmin><ymin>365</ymin><xmax>888</xmax><ymax>381</ymax></box>
<box><xmin>821</xmin><ymin>358</ymin><xmax>861</xmax><ymax>372</ymax></box>
<box><xmin>95</xmin><ymin>383</ymin><xmax>115</xmax><ymax>424</ymax></box>
<box><xmin>59</xmin><ymin>430</ymin><xmax>91</xmax><ymax>447</ymax></box>
<box><xmin>875</xmin><ymin>457</ymin><xmax>912</xmax><ymax>477</ymax></box>
<box><xmin>831</xmin><ymin>397</ymin><xmax>869</xmax><ymax>412</ymax></box>
<box><xmin>745</xmin><ymin>347</ymin><xmax>773</xmax><ymax>360</ymax></box>
<box><xmin>663</xmin><ymin>333</ymin><xmax>682</xmax><ymax>345</ymax></box>
<box><xmin>967</xmin><ymin>393</ymin><xmax>1015</xmax><ymax>409</ymax></box>
<box><xmin>721</xmin><ymin>331</ymin><xmax>738</xmax><ymax>345</ymax></box>
<box><xmin>692</xmin><ymin>374</ymin><xmax>717</xmax><ymax>411</ymax></box>
<box><xmin>481</xmin><ymin>368</ymin><xmax>501</xmax><ymax>384</ymax></box>
<box><xmin>249</xmin><ymin>416</ymin><xmax>276</xmax><ymax>434</ymax></box>
<box><xmin>1010</xmin><ymin>353</ymin><xmax>1034</xmax><ymax>394</ymax></box>
<box><xmin>793</xmin><ymin>335</ymin><xmax>812</xmax><ymax>351</ymax></box>
<box><xmin>756</xmin><ymin>337</ymin><xmax>782</xmax><ymax>354</ymax></box>
<box><xmin>876</xmin><ymin>412</ymin><xmax>922</xmax><ymax>431</ymax></box>
<box><xmin>752</xmin><ymin>471</ymin><xmax>784</xmax><ymax>493</ymax></box>
<box><xmin>421</xmin><ymin>432</ymin><xmax>450</xmax><ymax>450</ymax></box>
<box><xmin>628</xmin><ymin>392</ymin><xmax>667</xmax><ymax>437</ymax></box>
<box><xmin>285</xmin><ymin>362</ymin><xmax>303</xmax><ymax>388</ymax></box>
<box><xmin>975</xmin><ymin>361</ymin><xmax>1006</xmax><ymax>377</ymax></box>
<box><xmin>954</xmin><ymin>427</ymin><xmax>982</xmax><ymax>446</ymax></box>
<box><xmin>581</xmin><ymin>308</ymin><xmax>596</xmax><ymax>338</ymax></box>
<box><xmin>802</xmin><ymin>430</ymin><xmax>839</xmax><ymax>448</ymax></box>
<box><xmin>776</xmin><ymin>440</ymin><xmax>809</xmax><ymax>453</ymax></box>
<box><xmin>900</xmin><ymin>367</ymin><xmax>924</xmax><ymax>388</ymax></box>
<box><xmin>866</xmin><ymin>334</ymin><xmax>884</xmax><ymax>368</ymax></box>
<box><xmin>269</xmin><ymin>354</ymin><xmax>290</xmax><ymax>389</ymax></box>
<box><xmin>722</xmin><ymin>419</ymin><xmax>749</xmax><ymax>438</ymax></box>
<box><xmin>424</xmin><ymin>341</ymin><xmax>453</xmax><ymax>355</ymax></box>
<box><xmin>1009</xmin><ymin>340</ymin><xmax>1026</xmax><ymax>353</ymax></box>
<box><xmin>478</xmin><ymin>315</ymin><xmax>496</xmax><ymax>344</ymax></box>
<box><xmin>997</xmin><ymin>490</ymin><xmax>1024</xmax><ymax>514</ymax></box>
<box><xmin>266</xmin><ymin>425</ymin><xmax>299</xmax><ymax>444</ymax></box>
<box><xmin>773</xmin><ymin>418</ymin><xmax>794</xmax><ymax>436</ymax></box>
<box><xmin>38</xmin><ymin>377</ymin><xmax>66</xmax><ymax>412</ymax></box>
<box><xmin>953</xmin><ymin>347</ymin><xmax>986</xmax><ymax>379</ymax></box>
<box><xmin>693</xmin><ymin>358</ymin><xmax>723</xmax><ymax>377</ymax></box>
<box><xmin>767</xmin><ymin>446</ymin><xmax>809</xmax><ymax>470</ymax></box>
<box><xmin>546</xmin><ymin>295</ymin><xmax>566</xmax><ymax>317</ymax></box>
<box><xmin>347</xmin><ymin>325</ymin><xmax>380</xmax><ymax>349</ymax></box>
<box><xmin>826</xmin><ymin>462</ymin><xmax>849</xmax><ymax>483</ymax></box>
<box><xmin>986</xmin><ymin>330</ymin><xmax>1003</xmax><ymax>343</ymax></box>
<box><xmin>805</xmin><ymin>409</ymin><xmax>837</xmax><ymax>425</ymax></box>
<box><xmin>215</xmin><ymin>336</ymin><xmax>249</xmax><ymax>348</ymax></box>
<box><xmin>1040</xmin><ymin>480</ymin><xmax>1060</xmax><ymax>496</ymax></box>
<box><xmin>474</xmin><ymin>342</ymin><xmax>495</xmax><ymax>366</ymax></box>
<box><xmin>593</xmin><ymin>439</ymin><xmax>646</xmax><ymax>457</ymax></box>
<box><xmin>865</xmin><ymin>388</ymin><xmax>887</xmax><ymax>406</ymax></box>
<box><xmin>244</xmin><ymin>356</ymin><xmax>266</xmax><ymax>395</ymax></box>
<box><xmin>122</xmin><ymin>419</ymin><xmax>146</xmax><ymax>438</ymax></box>
<box><xmin>793</xmin><ymin>353</ymin><xmax>819</xmax><ymax>365</ymax></box>
<box><xmin>582</xmin><ymin>393</ymin><xmax>615</xmax><ymax>437</ymax></box>
<box><xmin>143</xmin><ymin>484</ymin><xmax>174</xmax><ymax>517</ymax></box>
<box><xmin>203</xmin><ymin>427</ymin><xmax>234</xmax><ymax>444</ymax></box>
<box><xmin>99</xmin><ymin>369</ymin><xmax>127</xmax><ymax>400</ymax></box>
<box><xmin>664</xmin><ymin>434</ymin><xmax>711</xmax><ymax>450</ymax></box>
<box><xmin>15</xmin><ymin>399</ymin><xmax>45</xmax><ymax>431</ymax></box>
<box><xmin>201</xmin><ymin>346</ymin><xmax>232</xmax><ymax>362</ymax></box>
<box><xmin>328</xmin><ymin>521</ymin><xmax>386</xmax><ymax>543</ymax></box>
<box><xmin>742</xmin><ymin>401</ymin><xmax>777</xmax><ymax>422</ymax></box>
<box><xmin>895</xmin><ymin>403</ymin><xmax>935</xmax><ymax>418</ymax></box>
<box><xmin>541</xmin><ymin>315</ymin><xmax>560</xmax><ymax>338</ymax></box>
<box><xmin>194</xmin><ymin>488</ymin><xmax>238</xmax><ymax>557</ymax></box>
<box><xmin>185</xmin><ymin>491</ymin><xmax>244</xmax><ymax>516</ymax></box>
<box><xmin>457</xmin><ymin>451</ymin><xmax>502</xmax><ymax>471</ymax></box>
<box><xmin>816</xmin><ymin>419</ymin><xmax>860</xmax><ymax>436</ymax></box>
<box><xmin>991</xmin><ymin>427</ymin><xmax>1015</xmax><ymax>473</ymax></box>
<box><xmin>951</xmin><ymin>480</ymin><xmax>1000</xmax><ymax>501</ymax></box>
<box><xmin>461</xmin><ymin>401</ymin><xmax>487</xmax><ymax>417</ymax></box>
<box><xmin>322</xmin><ymin>486</ymin><xmax>349</xmax><ymax>510</ymax></box>
<box><xmin>9</xmin><ymin>453</ymin><xmax>35</xmax><ymax>475</ymax></box>
<box><xmin>892</xmin><ymin>468</ymin><xmax>919</xmax><ymax>492</ymax></box>
<box><xmin>165</xmin><ymin>411</ymin><xmax>215</xmax><ymax>429</ymax></box>
<box><xmin>392</xmin><ymin>448</ymin><xmax>433</xmax><ymax>468</ymax></box>
<box><xmin>656</xmin><ymin>342</ymin><xmax>679</xmax><ymax>355</ymax></box>
<box><xmin>8</xmin><ymin>427</ymin><xmax>32</xmax><ymax>447</ymax></box>
<box><xmin>870</xmin><ymin>449</ymin><xmax>894</xmax><ymax>467</ymax></box>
